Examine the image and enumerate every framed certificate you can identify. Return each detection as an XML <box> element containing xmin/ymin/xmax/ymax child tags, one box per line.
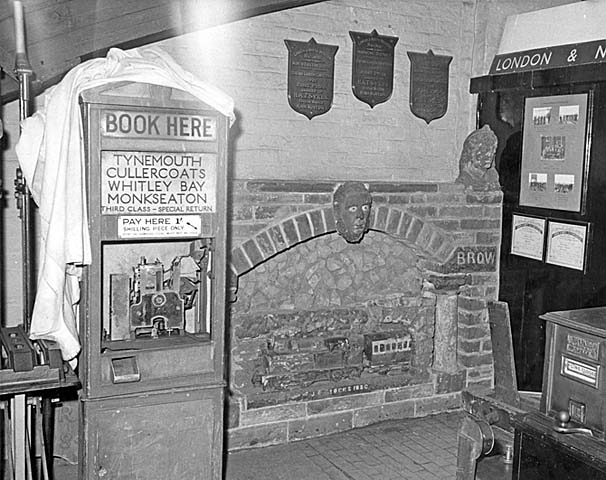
<box><xmin>545</xmin><ymin>220</ymin><xmax>590</xmax><ymax>271</ymax></box>
<box><xmin>519</xmin><ymin>93</ymin><xmax>592</xmax><ymax>213</ymax></box>
<box><xmin>511</xmin><ymin>214</ymin><xmax>546</xmax><ymax>261</ymax></box>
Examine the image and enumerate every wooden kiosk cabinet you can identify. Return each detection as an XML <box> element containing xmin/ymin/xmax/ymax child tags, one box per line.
<box><xmin>511</xmin><ymin>307</ymin><xmax>606</xmax><ymax>479</ymax></box>
<box><xmin>77</xmin><ymin>81</ymin><xmax>229</xmax><ymax>479</ymax></box>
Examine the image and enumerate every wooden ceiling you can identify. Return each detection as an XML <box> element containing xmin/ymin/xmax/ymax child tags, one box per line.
<box><xmin>0</xmin><ymin>0</ymin><xmax>327</xmax><ymax>104</ymax></box>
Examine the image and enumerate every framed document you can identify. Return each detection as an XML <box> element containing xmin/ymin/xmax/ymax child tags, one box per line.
<box><xmin>511</xmin><ymin>214</ymin><xmax>546</xmax><ymax>261</ymax></box>
<box><xmin>545</xmin><ymin>220</ymin><xmax>590</xmax><ymax>271</ymax></box>
<box><xmin>519</xmin><ymin>93</ymin><xmax>592</xmax><ymax>212</ymax></box>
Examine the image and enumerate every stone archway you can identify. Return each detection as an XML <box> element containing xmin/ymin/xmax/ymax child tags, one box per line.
<box><xmin>229</xmin><ymin>204</ymin><xmax>457</xmax><ymax>280</ymax></box>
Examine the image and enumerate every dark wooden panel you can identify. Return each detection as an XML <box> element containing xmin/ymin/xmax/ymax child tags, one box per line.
<box><xmin>512</xmin><ymin>412</ymin><xmax>606</xmax><ymax>479</ymax></box>
<box><xmin>470</xmin><ymin>63</ymin><xmax>606</xmax><ymax>94</ymax></box>
<box><xmin>83</xmin><ymin>388</ymin><xmax>223</xmax><ymax>479</ymax></box>
<box><xmin>477</xmin><ymin>81</ymin><xmax>606</xmax><ymax>391</ymax></box>
<box><xmin>488</xmin><ymin>301</ymin><xmax>520</xmax><ymax>408</ymax></box>
<box><xmin>0</xmin><ymin>0</ymin><xmax>329</xmax><ymax>103</ymax></box>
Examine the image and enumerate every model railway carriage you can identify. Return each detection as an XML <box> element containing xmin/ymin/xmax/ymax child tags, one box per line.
<box><xmin>363</xmin><ymin>332</ymin><xmax>413</xmax><ymax>365</ymax></box>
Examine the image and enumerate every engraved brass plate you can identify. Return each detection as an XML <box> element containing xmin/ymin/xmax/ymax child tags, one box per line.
<box><xmin>407</xmin><ymin>49</ymin><xmax>452</xmax><ymax>124</ymax></box>
<box><xmin>569</xmin><ymin>399</ymin><xmax>587</xmax><ymax>424</ymax></box>
<box><xmin>285</xmin><ymin>38</ymin><xmax>338</xmax><ymax>119</ymax></box>
<box><xmin>566</xmin><ymin>333</ymin><xmax>600</xmax><ymax>361</ymax></box>
<box><xmin>561</xmin><ymin>355</ymin><xmax>599</xmax><ymax>388</ymax></box>
<box><xmin>350</xmin><ymin>29</ymin><xmax>398</xmax><ymax>108</ymax></box>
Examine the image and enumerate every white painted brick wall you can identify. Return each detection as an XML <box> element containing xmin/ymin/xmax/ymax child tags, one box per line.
<box><xmin>0</xmin><ymin>0</ymin><xmax>576</xmax><ymax>325</ymax></box>
<box><xmin>157</xmin><ymin>0</ymin><xmax>576</xmax><ymax>184</ymax></box>
<box><xmin>161</xmin><ymin>0</ymin><xmax>477</xmax><ymax>182</ymax></box>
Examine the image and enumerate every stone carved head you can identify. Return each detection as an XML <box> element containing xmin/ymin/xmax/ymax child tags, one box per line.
<box><xmin>455</xmin><ymin>125</ymin><xmax>499</xmax><ymax>191</ymax></box>
<box><xmin>333</xmin><ymin>182</ymin><xmax>372</xmax><ymax>243</ymax></box>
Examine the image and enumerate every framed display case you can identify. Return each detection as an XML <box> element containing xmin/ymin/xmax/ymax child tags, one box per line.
<box><xmin>519</xmin><ymin>93</ymin><xmax>592</xmax><ymax>213</ymax></box>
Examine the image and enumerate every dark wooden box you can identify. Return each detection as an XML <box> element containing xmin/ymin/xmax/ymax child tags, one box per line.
<box><xmin>513</xmin><ymin>411</ymin><xmax>606</xmax><ymax>479</ymax></box>
<box><xmin>80</xmin><ymin>386</ymin><xmax>224</xmax><ymax>480</ymax></box>
<box><xmin>541</xmin><ymin>307</ymin><xmax>606</xmax><ymax>437</ymax></box>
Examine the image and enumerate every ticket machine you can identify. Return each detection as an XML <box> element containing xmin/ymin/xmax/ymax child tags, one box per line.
<box><xmin>77</xmin><ymin>81</ymin><xmax>229</xmax><ymax>479</ymax></box>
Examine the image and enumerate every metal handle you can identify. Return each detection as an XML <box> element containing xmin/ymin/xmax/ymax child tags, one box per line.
<box><xmin>553</xmin><ymin>411</ymin><xmax>593</xmax><ymax>436</ymax></box>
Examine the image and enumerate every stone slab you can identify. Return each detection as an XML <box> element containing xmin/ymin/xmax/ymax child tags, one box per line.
<box><xmin>288</xmin><ymin>411</ymin><xmax>353</xmax><ymax>441</ymax></box>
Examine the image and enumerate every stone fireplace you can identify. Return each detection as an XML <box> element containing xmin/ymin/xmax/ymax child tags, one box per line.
<box><xmin>225</xmin><ymin>180</ymin><xmax>501</xmax><ymax>450</ymax></box>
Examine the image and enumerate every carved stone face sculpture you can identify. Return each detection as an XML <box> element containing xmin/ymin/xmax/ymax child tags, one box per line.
<box><xmin>471</xmin><ymin>140</ymin><xmax>496</xmax><ymax>171</ymax></box>
<box><xmin>465</xmin><ymin>126</ymin><xmax>496</xmax><ymax>173</ymax></box>
<box><xmin>455</xmin><ymin>125</ymin><xmax>499</xmax><ymax>190</ymax></box>
<box><xmin>333</xmin><ymin>182</ymin><xmax>372</xmax><ymax>243</ymax></box>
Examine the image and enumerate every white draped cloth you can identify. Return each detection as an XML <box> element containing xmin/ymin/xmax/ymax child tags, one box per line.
<box><xmin>15</xmin><ymin>47</ymin><xmax>235</xmax><ymax>365</ymax></box>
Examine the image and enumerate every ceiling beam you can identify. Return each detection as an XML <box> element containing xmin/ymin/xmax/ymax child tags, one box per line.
<box><xmin>0</xmin><ymin>0</ymin><xmax>328</xmax><ymax>104</ymax></box>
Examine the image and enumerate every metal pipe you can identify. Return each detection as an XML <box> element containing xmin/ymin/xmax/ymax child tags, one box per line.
<box><xmin>13</xmin><ymin>0</ymin><xmax>35</xmax><ymax>332</ymax></box>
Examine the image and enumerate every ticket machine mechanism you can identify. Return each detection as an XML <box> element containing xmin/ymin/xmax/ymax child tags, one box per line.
<box><xmin>129</xmin><ymin>257</ymin><xmax>185</xmax><ymax>338</ymax></box>
<box><xmin>108</xmin><ymin>239</ymin><xmax>211</xmax><ymax>341</ymax></box>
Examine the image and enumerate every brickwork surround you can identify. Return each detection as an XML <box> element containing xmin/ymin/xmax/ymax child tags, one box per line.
<box><xmin>225</xmin><ymin>180</ymin><xmax>502</xmax><ymax>451</ymax></box>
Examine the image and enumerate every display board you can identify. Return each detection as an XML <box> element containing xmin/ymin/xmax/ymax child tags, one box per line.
<box><xmin>519</xmin><ymin>93</ymin><xmax>591</xmax><ymax>212</ymax></box>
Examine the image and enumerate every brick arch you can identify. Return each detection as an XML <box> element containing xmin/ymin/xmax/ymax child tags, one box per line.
<box><xmin>229</xmin><ymin>204</ymin><xmax>457</xmax><ymax>278</ymax></box>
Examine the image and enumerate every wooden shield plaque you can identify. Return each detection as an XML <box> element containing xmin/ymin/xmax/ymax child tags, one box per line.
<box><xmin>350</xmin><ymin>30</ymin><xmax>398</xmax><ymax>108</ymax></box>
<box><xmin>285</xmin><ymin>38</ymin><xmax>338</xmax><ymax>119</ymax></box>
<box><xmin>407</xmin><ymin>49</ymin><xmax>452</xmax><ymax>124</ymax></box>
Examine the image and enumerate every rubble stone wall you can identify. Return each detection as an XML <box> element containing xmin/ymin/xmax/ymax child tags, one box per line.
<box><xmin>225</xmin><ymin>180</ymin><xmax>501</xmax><ymax>450</ymax></box>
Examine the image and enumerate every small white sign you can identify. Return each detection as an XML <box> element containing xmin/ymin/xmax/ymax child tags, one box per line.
<box><xmin>118</xmin><ymin>215</ymin><xmax>202</xmax><ymax>238</ymax></box>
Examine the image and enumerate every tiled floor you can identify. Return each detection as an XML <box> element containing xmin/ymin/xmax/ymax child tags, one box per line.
<box><xmin>51</xmin><ymin>409</ymin><xmax>512</xmax><ymax>479</ymax></box>
<box><xmin>224</xmin><ymin>411</ymin><xmax>463</xmax><ymax>480</ymax></box>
